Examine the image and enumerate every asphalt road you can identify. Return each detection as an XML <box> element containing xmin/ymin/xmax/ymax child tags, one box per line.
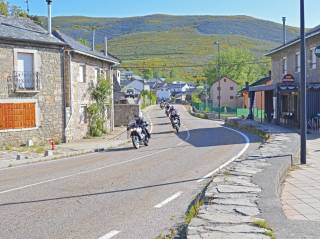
<box><xmin>0</xmin><ymin>105</ymin><xmax>260</xmax><ymax>239</ymax></box>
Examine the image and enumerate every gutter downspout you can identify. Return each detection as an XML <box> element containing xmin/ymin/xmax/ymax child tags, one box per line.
<box><xmin>65</xmin><ymin>50</ymin><xmax>73</xmax><ymax>140</ymax></box>
<box><xmin>61</xmin><ymin>47</ymin><xmax>67</xmax><ymax>142</ymax></box>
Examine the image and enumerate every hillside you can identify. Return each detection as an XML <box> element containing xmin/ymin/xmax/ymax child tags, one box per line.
<box><xmin>48</xmin><ymin>14</ymin><xmax>299</xmax><ymax>82</ymax></box>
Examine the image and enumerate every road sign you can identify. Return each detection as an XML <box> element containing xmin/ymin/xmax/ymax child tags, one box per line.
<box><xmin>315</xmin><ymin>46</ymin><xmax>320</xmax><ymax>58</ymax></box>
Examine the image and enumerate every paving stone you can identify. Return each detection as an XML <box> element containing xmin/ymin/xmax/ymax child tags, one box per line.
<box><xmin>235</xmin><ymin>206</ymin><xmax>260</xmax><ymax>216</ymax></box>
<box><xmin>213</xmin><ymin>198</ymin><xmax>257</xmax><ymax>207</ymax></box>
<box><xmin>217</xmin><ymin>185</ymin><xmax>261</xmax><ymax>194</ymax></box>
<box><xmin>197</xmin><ymin>212</ymin><xmax>253</xmax><ymax>224</ymax></box>
<box><xmin>213</xmin><ymin>192</ymin><xmax>258</xmax><ymax>200</ymax></box>
<box><xmin>207</xmin><ymin>224</ymin><xmax>266</xmax><ymax>234</ymax></box>
<box><xmin>196</xmin><ymin>232</ymin><xmax>270</xmax><ymax>239</ymax></box>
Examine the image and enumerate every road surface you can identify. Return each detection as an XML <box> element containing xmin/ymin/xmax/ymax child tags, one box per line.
<box><xmin>0</xmin><ymin>105</ymin><xmax>259</xmax><ymax>239</ymax></box>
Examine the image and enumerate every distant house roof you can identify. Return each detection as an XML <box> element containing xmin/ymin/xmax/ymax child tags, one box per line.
<box><xmin>0</xmin><ymin>16</ymin><xmax>64</xmax><ymax>45</ymax></box>
<box><xmin>266</xmin><ymin>25</ymin><xmax>320</xmax><ymax>56</ymax></box>
<box><xmin>239</xmin><ymin>76</ymin><xmax>272</xmax><ymax>93</ymax></box>
<box><xmin>211</xmin><ymin>77</ymin><xmax>239</xmax><ymax>86</ymax></box>
<box><xmin>53</xmin><ymin>30</ymin><xmax>119</xmax><ymax>64</ymax></box>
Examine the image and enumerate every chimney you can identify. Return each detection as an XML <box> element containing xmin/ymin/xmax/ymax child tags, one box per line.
<box><xmin>104</xmin><ymin>37</ymin><xmax>108</xmax><ymax>56</ymax></box>
<box><xmin>46</xmin><ymin>0</ymin><xmax>52</xmax><ymax>36</ymax></box>
<box><xmin>92</xmin><ymin>28</ymin><xmax>96</xmax><ymax>51</ymax></box>
<box><xmin>282</xmin><ymin>17</ymin><xmax>287</xmax><ymax>45</ymax></box>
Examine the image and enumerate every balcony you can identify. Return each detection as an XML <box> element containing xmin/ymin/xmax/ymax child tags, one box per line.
<box><xmin>12</xmin><ymin>71</ymin><xmax>40</xmax><ymax>93</ymax></box>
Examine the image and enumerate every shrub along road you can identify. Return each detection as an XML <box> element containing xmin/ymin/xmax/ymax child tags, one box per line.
<box><xmin>0</xmin><ymin>105</ymin><xmax>260</xmax><ymax>239</ymax></box>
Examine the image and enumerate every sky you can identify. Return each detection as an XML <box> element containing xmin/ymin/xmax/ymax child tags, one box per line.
<box><xmin>8</xmin><ymin>0</ymin><xmax>320</xmax><ymax>28</ymax></box>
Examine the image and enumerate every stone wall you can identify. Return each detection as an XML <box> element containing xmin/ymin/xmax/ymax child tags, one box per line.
<box><xmin>114</xmin><ymin>104</ymin><xmax>140</xmax><ymax>127</ymax></box>
<box><xmin>0</xmin><ymin>43</ymin><xmax>64</xmax><ymax>146</ymax></box>
<box><xmin>64</xmin><ymin>52</ymin><xmax>114</xmax><ymax>142</ymax></box>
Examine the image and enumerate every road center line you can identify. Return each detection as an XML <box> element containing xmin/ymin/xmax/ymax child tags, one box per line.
<box><xmin>154</xmin><ymin>191</ymin><xmax>183</xmax><ymax>208</ymax></box>
<box><xmin>197</xmin><ymin>125</ymin><xmax>250</xmax><ymax>183</ymax></box>
<box><xmin>98</xmin><ymin>230</ymin><xmax>120</xmax><ymax>239</ymax></box>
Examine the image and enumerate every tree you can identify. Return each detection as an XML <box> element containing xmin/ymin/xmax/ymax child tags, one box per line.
<box><xmin>0</xmin><ymin>0</ymin><xmax>9</xmax><ymax>16</ymax></box>
<box><xmin>10</xmin><ymin>5</ymin><xmax>28</xmax><ymax>17</ymax></box>
<box><xmin>78</xmin><ymin>38</ymin><xmax>90</xmax><ymax>47</ymax></box>
<box><xmin>143</xmin><ymin>68</ymin><xmax>153</xmax><ymax>80</ymax></box>
<box><xmin>205</xmin><ymin>48</ymin><xmax>270</xmax><ymax>87</ymax></box>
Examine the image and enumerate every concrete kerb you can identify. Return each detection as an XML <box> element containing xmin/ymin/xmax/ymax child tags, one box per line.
<box><xmin>1</xmin><ymin>130</ymin><xmax>130</xmax><ymax>169</ymax></box>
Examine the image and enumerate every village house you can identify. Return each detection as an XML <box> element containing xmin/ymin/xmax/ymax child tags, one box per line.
<box><xmin>210</xmin><ymin>77</ymin><xmax>240</xmax><ymax>108</ymax></box>
<box><xmin>53</xmin><ymin>30</ymin><xmax>120</xmax><ymax>142</ymax></box>
<box><xmin>250</xmin><ymin>25</ymin><xmax>320</xmax><ymax>127</ymax></box>
<box><xmin>0</xmin><ymin>16</ymin><xmax>66</xmax><ymax>146</ymax></box>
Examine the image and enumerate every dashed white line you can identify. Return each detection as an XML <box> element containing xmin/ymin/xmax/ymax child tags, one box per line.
<box><xmin>197</xmin><ymin>125</ymin><xmax>250</xmax><ymax>183</ymax></box>
<box><xmin>98</xmin><ymin>230</ymin><xmax>120</xmax><ymax>239</ymax></box>
<box><xmin>154</xmin><ymin>191</ymin><xmax>183</xmax><ymax>208</ymax></box>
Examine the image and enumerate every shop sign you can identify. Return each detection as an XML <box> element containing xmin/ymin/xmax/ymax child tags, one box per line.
<box><xmin>282</xmin><ymin>74</ymin><xmax>295</xmax><ymax>83</ymax></box>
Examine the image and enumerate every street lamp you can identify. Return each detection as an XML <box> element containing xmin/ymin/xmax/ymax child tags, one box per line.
<box><xmin>214</xmin><ymin>41</ymin><xmax>221</xmax><ymax>119</ymax></box>
<box><xmin>300</xmin><ymin>0</ymin><xmax>307</xmax><ymax>164</ymax></box>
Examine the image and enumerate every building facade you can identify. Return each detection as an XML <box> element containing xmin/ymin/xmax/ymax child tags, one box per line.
<box><xmin>264</xmin><ymin>26</ymin><xmax>320</xmax><ymax>127</ymax></box>
<box><xmin>0</xmin><ymin>16</ymin><xmax>65</xmax><ymax>146</ymax></box>
<box><xmin>54</xmin><ymin>31</ymin><xmax>120</xmax><ymax>142</ymax></box>
<box><xmin>210</xmin><ymin>77</ymin><xmax>240</xmax><ymax>108</ymax></box>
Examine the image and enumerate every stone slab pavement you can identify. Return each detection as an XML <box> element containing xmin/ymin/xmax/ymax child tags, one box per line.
<box><xmin>187</xmin><ymin>120</ymin><xmax>320</xmax><ymax>239</ymax></box>
<box><xmin>0</xmin><ymin>126</ymin><xmax>129</xmax><ymax>169</ymax></box>
<box><xmin>281</xmin><ymin>134</ymin><xmax>320</xmax><ymax>221</ymax></box>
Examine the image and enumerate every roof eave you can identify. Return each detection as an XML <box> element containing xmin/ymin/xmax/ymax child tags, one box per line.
<box><xmin>72</xmin><ymin>49</ymin><xmax>120</xmax><ymax>65</ymax></box>
<box><xmin>0</xmin><ymin>36</ymin><xmax>66</xmax><ymax>47</ymax></box>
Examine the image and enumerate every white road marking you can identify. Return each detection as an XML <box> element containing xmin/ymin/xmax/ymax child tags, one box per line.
<box><xmin>154</xmin><ymin>191</ymin><xmax>183</xmax><ymax>208</ymax></box>
<box><xmin>0</xmin><ymin>148</ymin><xmax>170</xmax><ymax>195</ymax></box>
<box><xmin>197</xmin><ymin>125</ymin><xmax>250</xmax><ymax>183</ymax></box>
<box><xmin>98</xmin><ymin>230</ymin><xmax>120</xmax><ymax>239</ymax></box>
<box><xmin>0</xmin><ymin>106</ymin><xmax>191</xmax><ymax>195</ymax></box>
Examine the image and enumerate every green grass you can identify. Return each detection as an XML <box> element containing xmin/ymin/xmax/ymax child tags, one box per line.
<box><xmin>185</xmin><ymin>199</ymin><xmax>204</xmax><ymax>224</ymax></box>
<box><xmin>253</xmin><ymin>219</ymin><xmax>276</xmax><ymax>239</ymax></box>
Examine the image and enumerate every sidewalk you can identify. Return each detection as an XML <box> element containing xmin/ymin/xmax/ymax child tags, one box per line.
<box><xmin>0</xmin><ymin>126</ymin><xmax>129</xmax><ymax>169</ymax></box>
<box><xmin>281</xmin><ymin>134</ymin><xmax>320</xmax><ymax>221</ymax></box>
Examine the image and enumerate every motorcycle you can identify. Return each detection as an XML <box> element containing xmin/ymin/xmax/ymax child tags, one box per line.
<box><xmin>171</xmin><ymin>116</ymin><xmax>180</xmax><ymax>133</ymax></box>
<box><xmin>127</xmin><ymin>122</ymin><xmax>150</xmax><ymax>149</ymax></box>
<box><xmin>160</xmin><ymin>101</ymin><xmax>165</xmax><ymax>109</ymax></box>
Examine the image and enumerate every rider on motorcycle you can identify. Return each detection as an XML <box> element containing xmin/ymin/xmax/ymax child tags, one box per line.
<box><xmin>134</xmin><ymin>113</ymin><xmax>151</xmax><ymax>139</ymax></box>
<box><xmin>169</xmin><ymin>106</ymin><xmax>181</xmax><ymax>126</ymax></box>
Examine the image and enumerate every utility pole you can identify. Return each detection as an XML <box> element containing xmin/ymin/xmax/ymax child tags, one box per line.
<box><xmin>25</xmin><ymin>0</ymin><xmax>30</xmax><ymax>15</ymax></box>
<box><xmin>300</xmin><ymin>0</ymin><xmax>307</xmax><ymax>164</ymax></box>
<box><xmin>214</xmin><ymin>41</ymin><xmax>221</xmax><ymax>119</ymax></box>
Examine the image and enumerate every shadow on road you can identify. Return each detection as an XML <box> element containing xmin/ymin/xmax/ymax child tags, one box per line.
<box><xmin>178</xmin><ymin>127</ymin><xmax>259</xmax><ymax>147</ymax></box>
<box><xmin>154</xmin><ymin>122</ymin><xmax>171</xmax><ymax>126</ymax></box>
<box><xmin>152</xmin><ymin>131</ymin><xmax>174</xmax><ymax>135</ymax></box>
<box><xmin>0</xmin><ymin>178</ymin><xmax>203</xmax><ymax>207</ymax></box>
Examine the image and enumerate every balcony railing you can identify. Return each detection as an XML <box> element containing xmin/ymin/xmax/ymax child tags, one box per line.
<box><xmin>12</xmin><ymin>71</ymin><xmax>40</xmax><ymax>92</ymax></box>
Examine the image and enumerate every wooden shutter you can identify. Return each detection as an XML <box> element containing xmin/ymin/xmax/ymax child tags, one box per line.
<box><xmin>0</xmin><ymin>103</ymin><xmax>36</xmax><ymax>130</ymax></box>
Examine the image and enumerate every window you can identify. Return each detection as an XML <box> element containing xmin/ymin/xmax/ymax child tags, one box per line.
<box><xmin>79</xmin><ymin>65</ymin><xmax>86</xmax><ymax>83</ymax></box>
<box><xmin>79</xmin><ymin>105</ymin><xmax>87</xmax><ymax>124</ymax></box>
<box><xmin>230</xmin><ymin>96</ymin><xmax>234</xmax><ymax>100</ymax></box>
<box><xmin>295</xmin><ymin>52</ymin><xmax>301</xmax><ymax>72</ymax></box>
<box><xmin>217</xmin><ymin>86</ymin><xmax>221</xmax><ymax>91</ymax></box>
<box><xmin>17</xmin><ymin>53</ymin><xmax>34</xmax><ymax>89</ymax></box>
<box><xmin>230</xmin><ymin>86</ymin><xmax>234</xmax><ymax>91</ymax></box>
<box><xmin>224</xmin><ymin>78</ymin><xmax>227</xmax><ymax>82</ymax></box>
<box><xmin>217</xmin><ymin>96</ymin><xmax>221</xmax><ymax>100</ymax></box>
<box><xmin>310</xmin><ymin>47</ymin><xmax>317</xmax><ymax>69</ymax></box>
<box><xmin>282</xmin><ymin>57</ymin><xmax>287</xmax><ymax>75</ymax></box>
<box><xmin>94</xmin><ymin>68</ymin><xmax>100</xmax><ymax>84</ymax></box>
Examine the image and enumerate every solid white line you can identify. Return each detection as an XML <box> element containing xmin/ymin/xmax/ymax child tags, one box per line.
<box><xmin>197</xmin><ymin>125</ymin><xmax>250</xmax><ymax>183</ymax></box>
<box><xmin>0</xmin><ymin>148</ymin><xmax>170</xmax><ymax>195</ymax></box>
<box><xmin>98</xmin><ymin>230</ymin><xmax>120</xmax><ymax>239</ymax></box>
<box><xmin>154</xmin><ymin>191</ymin><xmax>183</xmax><ymax>208</ymax></box>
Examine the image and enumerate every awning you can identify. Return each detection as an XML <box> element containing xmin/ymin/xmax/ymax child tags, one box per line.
<box><xmin>249</xmin><ymin>85</ymin><xmax>275</xmax><ymax>92</ymax></box>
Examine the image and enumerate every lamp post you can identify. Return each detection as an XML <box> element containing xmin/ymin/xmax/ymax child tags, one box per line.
<box><xmin>214</xmin><ymin>41</ymin><xmax>221</xmax><ymax>119</ymax></box>
<box><xmin>300</xmin><ymin>0</ymin><xmax>307</xmax><ymax>164</ymax></box>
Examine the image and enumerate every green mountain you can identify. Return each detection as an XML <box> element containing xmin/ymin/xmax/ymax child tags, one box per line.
<box><xmin>48</xmin><ymin>14</ymin><xmax>299</xmax><ymax>82</ymax></box>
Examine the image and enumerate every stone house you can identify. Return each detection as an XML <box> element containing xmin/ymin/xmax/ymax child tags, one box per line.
<box><xmin>210</xmin><ymin>77</ymin><xmax>240</xmax><ymax>108</ymax></box>
<box><xmin>0</xmin><ymin>16</ymin><xmax>65</xmax><ymax>146</ymax></box>
<box><xmin>53</xmin><ymin>30</ymin><xmax>120</xmax><ymax>142</ymax></box>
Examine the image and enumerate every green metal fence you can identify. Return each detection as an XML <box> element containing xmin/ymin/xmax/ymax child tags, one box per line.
<box><xmin>192</xmin><ymin>102</ymin><xmax>265</xmax><ymax>120</ymax></box>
